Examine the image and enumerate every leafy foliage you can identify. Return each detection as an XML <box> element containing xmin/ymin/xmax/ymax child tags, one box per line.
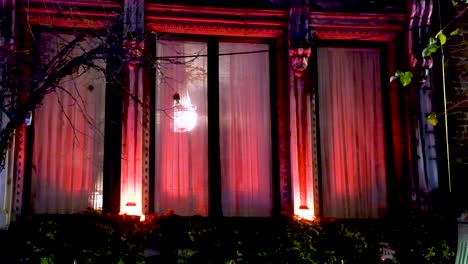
<box><xmin>423</xmin><ymin>37</ymin><xmax>441</xmax><ymax>57</ymax></box>
<box><xmin>390</xmin><ymin>0</ymin><xmax>467</xmax><ymax>126</ymax></box>
<box><xmin>390</xmin><ymin>70</ymin><xmax>413</xmax><ymax>86</ymax></box>
<box><xmin>1</xmin><ymin>212</ymin><xmax>456</xmax><ymax>264</ymax></box>
<box><xmin>427</xmin><ymin>112</ymin><xmax>439</xmax><ymax>126</ymax></box>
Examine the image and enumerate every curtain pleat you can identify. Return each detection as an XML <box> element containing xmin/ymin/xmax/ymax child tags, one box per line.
<box><xmin>154</xmin><ymin>41</ymin><xmax>209</xmax><ymax>216</ymax></box>
<box><xmin>32</xmin><ymin>33</ymin><xmax>106</xmax><ymax>214</ymax></box>
<box><xmin>219</xmin><ymin>42</ymin><xmax>272</xmax><ymax>217</ymax></box>
<box><xmin>318</xmin><ymin>47</ymin><xmax>386</xmax><ymax>218</ymax></box>
<box><xmin>154</xmin><ymin>41</ymin><xmax>271</xmax><ymax>216</ymax></box>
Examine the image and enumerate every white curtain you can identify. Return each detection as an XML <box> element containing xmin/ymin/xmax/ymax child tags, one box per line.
<box><xmin>154</xmin><ymin>41</ymin><xmax>209</xmax><ymax>216</ymax></box>
<box><xmin>317</xmin><ymin>47</ymin><xmax>387</xmax><ymax>218</ymax></box>
<box><xmin>219</xmin><ymin>42</ymin><xmax>272</xmax><ymax>217</ymax></box>
<box><xmin>32</xmin><ymin>34</ymin><xmax>106</xmax><ymax>213</ymax></box>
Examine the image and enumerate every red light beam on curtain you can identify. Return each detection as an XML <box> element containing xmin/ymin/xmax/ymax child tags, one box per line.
<box><xmin>121</xmin><ymin>67</ymin><xmax>144</xmax><ymax>217</ymax></box>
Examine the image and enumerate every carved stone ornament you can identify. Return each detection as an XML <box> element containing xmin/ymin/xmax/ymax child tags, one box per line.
<box><xmin>289</xmin><ymin>47</ymin><xmax>312</xmax><ymax>77</ymax></box>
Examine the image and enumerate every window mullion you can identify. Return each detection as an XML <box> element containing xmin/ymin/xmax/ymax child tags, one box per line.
<box><xmin>207</xmin><ymin>38</ymin><xmax>222</xmax><ymax>217</ymax></box>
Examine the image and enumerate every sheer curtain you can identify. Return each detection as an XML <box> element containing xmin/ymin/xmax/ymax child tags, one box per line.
<box><xmin>154</xmin><ymin>41</ymin><xmax>208</xmax><ymax>216</ymax></box>
<box><xmin>32</xmin><ymin>34</ymin><xmax>106</xmax><ymax>213</ymax></box>
<box><xmin>317</xmin><ymin>47</ymin><xmax>387</xmax><ymax>218</ymax></box>
<box><xmin>219</xmin><ymin>42</ymin><xmax>272</xmax><ymax>217</ymax></box>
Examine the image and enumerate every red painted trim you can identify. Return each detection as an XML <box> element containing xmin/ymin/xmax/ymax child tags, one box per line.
<box><xmin>146</xmin><ymin>3</ymin><xmax>286</xmax><ymax>18</ymax></box>
<box><xmin>145</xmin><ymin>4</ymin><xmax>286</xmax><ymax>37</ymax></box>
<box><xmin>27</xmin><ymin>16</ymin><xmax>113</xmax><ymax>29</ymax></box>
<box><xmin>308</xmin><ymin>11</ymin><xmax>405</xmax><ymax>42</ymax></box>
<box><xmin>310</xmin><ymin>24</ymin><xmax>403</xmax><ymax>31</ymax></box>
<box><xmin>313</xmin><ymin>31</ymin><xmax>397</xmax><ymax>41</ymax></box>
<box><xmin>147</xmin><ymin>23</ymin><xmax>283</xmax><ymax>38</ymax></box>
<box><xmin>23</xmin><ymin>7</ymin><xmax>117</xmax><ymax>18</ymax></box>
<box><xmin>23</xmin><ymin>0</ymin><xmax>120</xmax><ymax>9</ymax></box>
<box><xmin>146</xmin><ymin>15</ymin><xmax>284</xmax><ymax>27</ymax></box>
<box><xmin>310</xmin><ymin>12</ymin><xmax>405</xmax><ymax>22</ymax></box>
<box><xmin>20</xmin><ymin>2</ymin><xmax>120</xmax><ymax>29</ymax></box>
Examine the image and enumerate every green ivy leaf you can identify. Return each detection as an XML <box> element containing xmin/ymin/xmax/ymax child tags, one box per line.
<box><xmin>452</xmin><ymin>0</ymin><xmax>458</xmax><ymax>6</ymax></box>
<box><xmin>390</xmin><ymin>70</ymin><xmax>403</xmax><ymax>83</ymax></box>
<box><xmin>427</xmin><ymin>112</ymin><xmax>438</xmax><ymax>126</ymax></box>
<box><xmin>400</xmin><ymin>71</ymin><xmax>413</xmax><ymax>86</ymax></box>
<box><xmin>436</xmin><ymin>31</ymin><xmax>447</xmax><ymax>45</ymax></box>
<box><xmin>429</xmin><ymin>37</ymin><xmax>437</xmax><ymax>45</ymax></box>
<box><xmin>450</xmin><ymin>28</ymin><xmax>461</xmax><ymax>36</ymax></box>
<box><xmin>40</xmin><ymin>257</ymin><xmax>54</xmax><ymax>264</ymax></box>
<box><xmin>422</xmin><ymin>44</ymin><xmax>440</xmax><ymax>57</ymax></box>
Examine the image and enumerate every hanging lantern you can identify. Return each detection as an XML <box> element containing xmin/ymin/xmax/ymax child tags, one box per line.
<box><xmin>289</xmin><ymin>0</ymin><xmax>313</xmax><ymax>78</ymax></box>
<box><xmin>173</xmin><ymin>93</ymin><xmax>197</xmax><ymax>132</ymax></box>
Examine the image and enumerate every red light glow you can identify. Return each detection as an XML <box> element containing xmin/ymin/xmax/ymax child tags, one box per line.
<box><xmin>120</xmin><ymin>201</ymin><xmax>144</xmax><ymax>221</ymax></box>
<box><xmin>295</xmin><ymin>208</ymin><xmax>315</xmax><ymax>220</ymax></box>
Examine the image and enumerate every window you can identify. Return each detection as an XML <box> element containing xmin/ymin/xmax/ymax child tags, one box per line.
<box><xmin>0</xmin><ymin>90</ymin><xmax>14</xmax><ymax>227</ymax></box>
<box><xmin>31</xmin><ymin>33</ymin><xmax>106</xmax><ymax>213</ymax></box>
<box><xmin>154</xmin><ymin>40</ymin><xmax>273</xmax><ymax>216</ymax></box>
<box><xmin>316</xmin><ymin>47</ymin><xmax>387</xmax><ymax>218</ymax></box>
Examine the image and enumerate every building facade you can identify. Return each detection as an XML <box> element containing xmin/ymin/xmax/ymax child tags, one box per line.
<box><xmin>1</xmin><ymin>0</ymin><xmax>458</xmax><ymax>226</ymax></box>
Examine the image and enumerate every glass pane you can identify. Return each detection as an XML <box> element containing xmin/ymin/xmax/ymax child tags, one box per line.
<box><xmin>32</xmin><ymin>33</ymin><xmax>106</xmax><ymax>213</ymax></box>
<box><xmin>219</xmin><ymin>42</ymin><xmax>272</xmax><ymax>216</ymax></box>
<box><xmin>154</xmin><ymin>41</ymin><xmax>208</xmax><ymax>216</ymax></box>
<box><xmin>317</xmin><ymin>47</ymin><xmax>387</xmax><ymax>218</ymax></box>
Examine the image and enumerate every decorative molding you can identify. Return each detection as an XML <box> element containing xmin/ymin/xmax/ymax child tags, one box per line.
<box><xmin>19</xmin><ymin>0</ymin><xmax>120</xmax><ymax>9</ymax></box>
<box><xmin>146</xmin><ymin>3</ymin><xmax>286</xmax><ymax>38</ymax></box>
<box><xmin>309</xmin><ymin>11</ymin><xmax>405</xmax><ymax>42</ymax></box>
<box><xmin>13</xmin><ymin>126</ymin><xmax>26</xmax><ymax>218</ymax></box>
<box><xmin>143</xmin><ymin>87</ymin><xmax>150</xmax><ymax>215</ymax></box>
<box><xmin>146</xmin><ymin>3</ymin><xmax>287</xmax><ymax>19</ymax></box>
<box><xmin>20</xmin><ymin>1</ymin><xmax>120</xmax><ymax>29</ymax></box>
<box><xmin>313</xmin><ymin>30</ymin><xmax>397</xmax><ymax>41</ymax></box>
<box><xmin>280</xmin><ymin>82</ymin><xmax>292</xmax><ymax>212</ymax></box>
<box><xmin>310</xmin><ymin>12</ymin><xmax>405</xmax><ymax>24</ymax></box>
<box><xmin>408</xmin><ymin>0</ymin><xmax>433</xmax><ymax>69</ymax></box>
<box><xmin>311</xmin><ymin>92</ymin><xmax>320</xmax><ymax>217</ymax></box>
<box><xmin>147</xmin><ymin>23</ymin><xmax>284</xmax><ymax>38</ymax></box>
<box><xmin>310</xmin><ymin>0</ymin><xmax>405</xmax><ymax>13</ymax></box>
<box><xmin>147</xmin><ymin>15</ymin><xmax>284</xmax><ymax>27</ymax></box>
<box><xmin>278</xmin><ymin>82</ymin><xmax>292</xmax><ymax>212</ymax></box>
<box><xmin>27</xmin><ymin>15</ymin><xmax>112</xmax><ymax>29</ymax></box>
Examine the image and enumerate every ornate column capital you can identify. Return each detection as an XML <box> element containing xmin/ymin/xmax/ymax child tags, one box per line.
<box><xmin>289</xmin><ymin>0</ymin><xmax>313</xmax><ymax>78</ymax></box>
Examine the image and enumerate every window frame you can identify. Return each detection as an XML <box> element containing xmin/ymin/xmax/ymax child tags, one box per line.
<box><xmin>149</xmin><ymin>35</ymin><xmax>281</xmax><ymax>217</ymax></box>
<box><xmin>311</xmin><ymin>41</ymin><xmax>397</xmax><ymax>218</ymax></box>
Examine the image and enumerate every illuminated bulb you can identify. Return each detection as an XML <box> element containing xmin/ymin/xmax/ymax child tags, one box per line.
<box><xmin>123</xmin><ymin>202</ymin><xmax>140</xmax><ymax>215</ymax></box>
<box><xmin>295</xmin><ymin>208</ymin><xmax>314</xmax><ymax>220</ymax></box>
<box><xmin>173</xmin><ymin>94</ymin><xmax>197</xmax><ymax>132</ymax></box>
<box><xmin>121</xmin><ymin>202</ymin><xmax>145</xmax><ymax>221</ymax></box>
